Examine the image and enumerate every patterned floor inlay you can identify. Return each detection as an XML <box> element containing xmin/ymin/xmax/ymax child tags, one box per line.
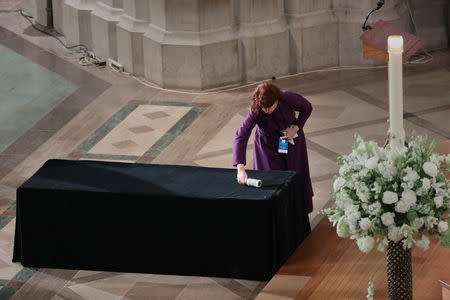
<box><xmin>71</xmin><ymin>100</ymin><xmax>207</xmax><ymax>162</ymax></box>
<box><xmin>0</xmin><ymin>267</ymin><xmax>38</xmax><ymax>298</ymax></box>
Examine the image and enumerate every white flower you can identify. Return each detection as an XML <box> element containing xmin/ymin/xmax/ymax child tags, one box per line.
<box><xmin>432</xmin><ymin>178</ymin><xmax>445</xmax><ymax>188</ymax></box>
<box><xmin>346</xmin><ymin>180</ymin><xmax>355</xmax><ymax>189</ymax></box>
<box><xmin>363</xmin><ymin>202</ymin><xmax>381</xmax><ymax>216</ymax></box>
<box><xmin>357</xmin><ymin>191</ymin><xmax>370</xmax><ymax>203</ymax></box>
<box><xmin>335</xmin><ymin>191</ymin><xmax>353</xmax><ymax>210</ymax></box>
<box><xmin>388</xmin><ymin>226</ymin><xmax>403</xmax><ymax>242</ymax></box>
<box><xmin>383</xmin><ymin>191</ymin><xmax>398</xmax><ymax>204</ymax></box>
<box><xmin>430</xmin><ymin>153</ymin><xmax>445</xmax><ymax>166</ymax></box>
<box><xmin>438</xmin><ymin>221</ymin><xmax>448</xmax><ymax>233</ymax></box>
<box><xmin>423</xmin><ymin>162</ymin><xmax>438</xmax><ymax>177</ymax></box>
<box><xmin>403</xmin><ymin>168</ymin><xmax>419</xmax><ymax>183</ymax></box>
<box><xmin>401</xmin><ymin>190</ymin><xmax>417</xmax><ymax>206</ymax></box>
<box><xmin>347</xmin><ymin>210</ymin><xmax>361</xmax><ymax>226</ymax></box>
<box><xmin>356</xmin><ymin>236</ymin><xmax>375</xmax><ymax>253</ymax></box>
<box><xmin>373</xmin><ymin>146</ymin><xmax>387</xmax><ymax>160</ymax></box>
<box><xmin>401</xmin><ymin>183</ymin><xmax>408</xmax><ymax>191</ymax></box>
<box><xmin>365</xmin><ymin>157</ymin><xmax>379</xmax><ymax>170</ymax></box>
<box><xmin>387</xmin><ymin>146</ymin><xmax>406</xmax><ymax>163</ymax></box>
<box><xmin>434</xmin><ymin>196</ymin><xmax>443</xmax><ymax>208</ymax></box>
<box><xmin>412</xmin><ymin>218</ymin><xmax>425</xmax><ymax>230</ymax></box>
<box><xmin>371</xmin><ymin>182</ymin><xmax>382</xmax><ymax>194</ymax></box>
<box><xmin>356</xmin><ymin>182</ymin><xmax>370</xmax><ymax>202</ymax></box>
<box><xmin>400</xmin><ymin>224</ymin><xmax>413</xmax><ymax>238</ymax></box>
<box><xmin>425</xmin><ymin>216</ymin><xmax>438</xmax><ymax>230</ymax></box>
<box><xmin>416</xmin><ymin>188</ymin><xmax>424</xmax><ymax>196</ymax></box>
<box><xmin>378</xmin><ymin>161</ymin><xmax>396</xmax><ymax>181</ymax></box>
<box><xmin>359</xmin><ymin>168</ymin><xmax>369</xmax><ymax>177</ymax></box>
<box><xmin>417</xmin><ymin>204</ymin><xmax>431</xmax><ymax>215</ymax></box>
<box><xmin>415</xmin><ymin>235</ymin><xmax>430</xmax><ymax>250</ymax></box>
<box><xmin>337</xmin><ymin>218</ymin><xmax>350</xmax><ymax>237</ymax></box>
<box><xmin>345</xmin><ymin>204</ymin><xmax>358</xmax><ymax>216</ymax></box>
<box><xmin>357</xmin><ymin>138</ymin><xmax>366</xmax><ymax>150</ymax></box>
<box><xmin>359</xmin><ymin>218</ymin><xmax>371</xmax><ymax>231</ymax></box>
<box><xmin>402</xmin><ymin>238</ymin><xmax>413</xmax><ymax>249</ymax></box>
<box><xmin>333</xmin><ymin>177</ymin><xmax>345</xmax><ymax>192</ymax></box>
<box><xmin>381</xmin><ymin>212</ymin><xmax>395</xmax><ymax>226</ymax></box>
<box><xmin>367</xmin><ymin>277</ymin><xmax>375</xmax><ymax>300</ymax></box>
<box><xmin>421</xmin><ymin>178</ymin><xmax>431</xmax><ymax>191</ymax></box>
<box><xmin>355</xmin><ymin>152</ymin><xmax>368</xmax><ymax>167</ymax></box>
<box><xmin>395</xmin><ymin>199</ymin><xmax>410</xmax><ymax>213</ymax></box>
<box><xmin>339</xmin><ymin>164</ymin><xmax>350</xmax><ymax>176</ymax></box>
<box><xmin>432</xmin><ymin>180</ymin><xmax>446</xmax><ymax>198</ymax></box>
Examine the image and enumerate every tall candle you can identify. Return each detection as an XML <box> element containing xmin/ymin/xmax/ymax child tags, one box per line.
<box><xmin>388</xmin><ymin>35</ymin><xmax>405</xmax><ymax>150</ymax></box>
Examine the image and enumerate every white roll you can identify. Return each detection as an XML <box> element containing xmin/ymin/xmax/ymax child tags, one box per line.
<box><xmin>246</xmin><ymin>178</ymin><xmax>262</xmax><ymax>188</ymax></box>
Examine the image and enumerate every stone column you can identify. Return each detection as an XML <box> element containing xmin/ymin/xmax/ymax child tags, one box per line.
<box><xmin>286</xmin><ymin>0</ymin><xmax>337</xmax><ymax>72</ymax></box>
<box><xmin>62</xmin><ymin>0</ymin><xmax>96</xmax><ymax>49</ymax></box>
<box><xmin>116</xmin><ymin>0</ymin><xmax>150</xmax><ymax>75</ymax></box>
<box><xmin>407</xmin><ymin>0</ymin><xmax>449</xmax><ymax>49</ymax></box>
<box><xmin>237</xmin><ymin>0</ymin><xmax>288</xmax><ymax>82</ymax></box>
<box><xmin>143</xmin><ymin>0</ymin><xmax>239</xmax><ymax>89</ymax></box>
<box><xmin>91</xmin><ymin>0</ymin><xmax>123</xmax><ymax>61</ymax></box>
<box><xmin>53</xmin><ymin>0</ymin><xmax>64</xmax><ymax>34</ymax></box>
<box><xmin>21</xmin><ymin>0</ymin><xmax>47</xmax><ymax>26</ymax></box>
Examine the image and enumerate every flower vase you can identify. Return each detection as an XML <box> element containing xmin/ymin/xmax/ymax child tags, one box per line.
<box><xmin>386</xmin><ymin>240</ymin><xmax>412</xmax><ymax>300</ymax></box>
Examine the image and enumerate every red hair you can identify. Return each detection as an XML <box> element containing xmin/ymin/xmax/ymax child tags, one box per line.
<box><xmin>251</xmin><ymin>82</ymin><xmax>282</xmax><ymax>114</ymax></box>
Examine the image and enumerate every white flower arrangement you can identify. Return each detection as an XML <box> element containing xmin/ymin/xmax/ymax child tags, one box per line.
<box><xmin>321</xmin><ymin>134</ymin><xmax>450</xmax><ymax>253</ymax></box>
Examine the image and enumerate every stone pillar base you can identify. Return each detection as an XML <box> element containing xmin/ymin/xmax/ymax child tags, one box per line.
<box><xmin>21</xmin><ymin>0</ymin><xmax>47</xmax><ymax>27</ymax></box>
<box><xmin>62</xmin><ymin>0</ymin><xmax>95</xmax><ymax>49</ymax></box>
<box><xmin>143</xmin><ymin>26</ymin><xmax>240</xmax><ymax>90</ymax></box>
<box><xmin>91</xmin><ymin>2</ymin><xmax>123</xmax><ymax>61</ymax></box>
<box><xmin>116</xmin><ymin>14</ymin><xmax>146</xmax><ymax>76</ymax></box>
<box><xmin>240</xmin><ymin>30</ymin><xmax>289</xmax><ymax>82</ymax></box>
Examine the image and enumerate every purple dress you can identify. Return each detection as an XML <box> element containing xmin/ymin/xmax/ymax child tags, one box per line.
<box><xmin>233</xmin><ymin>90</ymin><xmax>314</xmax><ymax>213</ymax></box>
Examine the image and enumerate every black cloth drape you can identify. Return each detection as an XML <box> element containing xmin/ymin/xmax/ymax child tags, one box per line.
<box><xmin>13</xmin><ymin>159</ymin><xmax>310</xmax><ymax>280</ymax></box>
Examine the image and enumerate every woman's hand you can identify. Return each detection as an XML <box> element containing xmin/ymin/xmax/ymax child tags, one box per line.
<box><xmin>237</xmin><ymin>164</ymin><xmax>248</xmax><ymax>185</ymax></box>
<box><xmin>281</xmin><ymin>125</ymin><xmax>299</xmax><ymax>140</ymax></box>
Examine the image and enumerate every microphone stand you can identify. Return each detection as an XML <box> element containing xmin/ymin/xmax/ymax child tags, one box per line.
<box><xmin>362</xmin><ymin>0</ymin><xmax>385</xmax><ymax>31</ymax></box>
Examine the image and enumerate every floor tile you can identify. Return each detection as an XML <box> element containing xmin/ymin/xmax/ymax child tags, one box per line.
<box><xmin>123</xmin><ymin>282</ymin><xmax>186</xmax><ymax>300</ymax></box>
<box><xmin>309</xmin><ymin>119</ymin><xmax>447</xmax><ymax>157</ymax></box>
<box><xmin>303</xmin><ymin>90</ymin><xmax>388</xmax><ymax>133</ymax></box>
<box><xmin>174</xmin><ymin>282</ymin><xmax>241</xmax><ymax>300</ymax></box>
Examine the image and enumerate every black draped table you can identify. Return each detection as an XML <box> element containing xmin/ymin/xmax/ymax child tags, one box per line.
<box><xmin>13</xmin><ymin>159</ymin><xmax>310</xmax><ymax>280</ymax></box>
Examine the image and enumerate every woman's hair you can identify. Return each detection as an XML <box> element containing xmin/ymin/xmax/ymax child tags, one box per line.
<box><xmin>251</xmin><ymin>82</ymin><xmax>282</xmax><ymax>114</ymax></box>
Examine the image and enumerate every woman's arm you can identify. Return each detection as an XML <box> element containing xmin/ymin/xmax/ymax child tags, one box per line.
<box><xmin>284</xmin><ymin>90</ymin><xmax>313</xmax><ymax>130</ymax></box>
<box><xmin>233</xmin><ymin>109</ymin><xmax>257</xmax><ymax>184</ymax></box>
<box><xmin>233</xmin><ymin>109</ymin><xmax>257</xmax><ymax>166</ymax></box>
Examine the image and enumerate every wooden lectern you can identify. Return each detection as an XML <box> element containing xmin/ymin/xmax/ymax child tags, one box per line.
<box><xmin>360</xmin><ymin>20</ymin><xmax>424</xmax><ymax>62</ymax></box>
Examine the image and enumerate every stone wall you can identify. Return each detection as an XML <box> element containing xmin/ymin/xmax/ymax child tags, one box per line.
<box><xmin>20</xmin><ymin>0</ymin><xmax>450</xmax><ymax>90</ymax></box>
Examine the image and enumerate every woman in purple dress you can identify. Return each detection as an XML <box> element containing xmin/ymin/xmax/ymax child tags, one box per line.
<box><xmin>233</xmin><ymin>82</ymin><xmax>314</xmax><ymax>213</ymax></box>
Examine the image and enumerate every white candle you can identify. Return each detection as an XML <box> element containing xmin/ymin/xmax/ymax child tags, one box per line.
<box><xmin>388</xmin><ymin>35</ymin><xmax>405</xmax><ymax>150</ymax></box>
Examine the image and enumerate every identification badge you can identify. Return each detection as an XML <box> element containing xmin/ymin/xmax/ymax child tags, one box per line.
<box><xmin>278</xmin><ymin>137</ymin><xmax>288</xmax><ymax>153</ymax></box>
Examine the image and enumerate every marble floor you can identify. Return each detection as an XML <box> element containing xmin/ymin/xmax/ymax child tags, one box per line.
<box><xmin>0</xmin><ymin>2</ymin><xmax>449</xmax><ymax>299</ymax></box>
